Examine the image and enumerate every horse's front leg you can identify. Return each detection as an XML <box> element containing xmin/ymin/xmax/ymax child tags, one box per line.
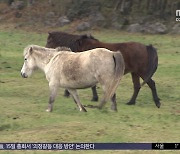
<box><xmin>127</xmin><ymin>73</ymin><xmax>141</xmax><ymax>105</ymax></box>
<box><xmin>67</xmin><ymin>89</ymin><xmax>87</xmax><ymax>112</ymax></box>
<box><xmin>46</xmin><ymin>84</ymin><xmax>59</xmax><ymax>112</ymax></box>
<box><xmin>111</xmin><ymin>93</ymin><xmax>117</xmax><ymax>111</ymax></box>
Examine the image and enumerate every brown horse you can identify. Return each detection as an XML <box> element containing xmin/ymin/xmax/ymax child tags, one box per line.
<box><xmin>46</xmin><ymin>31</ymin><xmax>160</xmax><ymax>108</ymax></box>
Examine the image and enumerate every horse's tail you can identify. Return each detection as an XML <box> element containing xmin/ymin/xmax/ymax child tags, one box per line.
<box><xmin>141</xmin><ymin>44</ymin><xmax>158</xmax><ymax>86</ymax></box>
<box><xmin>103</xmin><ymin>51</ymin><xmax>125</xmax><ymax>101</ymax></box>
<box><xmin>113</xmin><ymin>51</ymin><xmax>125</xmax><ymax>81</ymax></box>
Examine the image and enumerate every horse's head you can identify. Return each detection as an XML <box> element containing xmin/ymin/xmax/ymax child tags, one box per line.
<box><xmin>46</xmin><ymin>32</ymin><xmax>56</xmax><ymax>48</ymax></box>
<box><xmin>46</xmin><ymin>31</ymin><xmax>73</xmax><ymax>49</ymax></box>
<box><xmin>46</xmin><ymin>31</ymin><xmax>99</xmax><ymax>52</ymax></box>
<box><xmin>76</xmin><ymin>34</ymin><xmax>99</xmax><ymax>51</ymax></box>
<box><xmin>21</xmin><ymin>46</ymin><xmax>36</xmax><ymax>78</ymax></box>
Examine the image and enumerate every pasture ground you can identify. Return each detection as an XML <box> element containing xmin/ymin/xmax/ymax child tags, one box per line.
<box><xmin>0</xmin><ymin>29</ymin><xmax>179</xmax><ymax>154</ymax></box>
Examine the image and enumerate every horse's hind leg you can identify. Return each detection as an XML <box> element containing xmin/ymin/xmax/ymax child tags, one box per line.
<box><xmin>127</xmin><ymin>73</ymin><xmax>141</xmax><ymax>105</ymax></box>
<box><xmin>91</xmin><ymin>85</ymin><xmax>98</xmax><ymax>102</ymax></box>
<box><xmin>64</xmin><ymin>89</ymin><xmax>70</xmax><ymax>97</ymax></box>
<box><xmin>111</xmin><ymin>93</ymin><xmax>117</xmax><ymax>111</ymax></box>
<box><xmin>98</xmin><ymin>92</ymin><xmax>116</xmax><ymax>111</ymax></box>
<box><xmin>97</xmin><ymin>84</ymin><xmax>108</xmax><ymax>109</ymax></box>
<box><xmin>67</xmin><ymin>89</ymin><xmax>87</xmax><ymax>112</ymax></box>
<box><xmin>146</xmin><ymin>78</ymin><xmax>161</xmax><ymax>108</ymax></box>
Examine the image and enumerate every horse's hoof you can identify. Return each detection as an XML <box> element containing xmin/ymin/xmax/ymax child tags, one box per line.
<box><xmin>80</xmin><ymin>107</ymin><xmax>87</xmax><ymax>112</ymax></box>
<box><xmin>156</xmin><ymin>103</ymin><xmax>161</xmax><ymax>108</ymax></box>
<box><xmin>154</xmin><ymin>98</ymin><xmax>161</xmax><ymax>108</ymax></box>
<box><xmin>46</xmin><ymin>108</ymin><xmax>52</xmax><ymax>112</ymax></box>
<box><xmin>126</xmin><ymin>101</ymin><xmax>135</xmax><ymax>105</ymax></box>
<box><xmin>111</xmin><ymin>106</ymin><xmax>118</xmax><ymax>112</ymax></box>
<box><xmin>91</xmin><ymin>97</ymin><xmax>98</xmax><ymax>102</ymax></box>
<box><xmin>84</xmin><ymin>105</ymin><xmax>98</xmax><ymax>109</ymax></box>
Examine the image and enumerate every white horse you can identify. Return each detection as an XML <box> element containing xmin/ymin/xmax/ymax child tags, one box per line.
<box><xmin>21</xmin><ymin>45</ymin><xmax>125</xmax><ymax>112</ymax></box>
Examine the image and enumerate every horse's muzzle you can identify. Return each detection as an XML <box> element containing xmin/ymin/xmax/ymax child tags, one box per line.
<box><xmin>21</xmin><ymin>72</ymin><xmax>28</xmax><ymax>78</ymax></box>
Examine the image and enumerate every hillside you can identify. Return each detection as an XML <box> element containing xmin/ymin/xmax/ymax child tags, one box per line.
<box><xmin>0</xmin><ymin>0</ymin><xmax>180</xmax><ymax>34</ymax></box>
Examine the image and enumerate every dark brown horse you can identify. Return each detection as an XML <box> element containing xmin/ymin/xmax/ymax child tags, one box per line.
<box><xmin>46</xmin><ymin>31</ymin><xmax>160</xmax><ymax>108</ymax></box>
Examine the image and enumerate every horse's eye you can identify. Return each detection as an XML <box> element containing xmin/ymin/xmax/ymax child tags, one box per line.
<box><xmin>24</xmin><ymin>58</ymin><xmax>27</xmax><ymax>61</ymax></box>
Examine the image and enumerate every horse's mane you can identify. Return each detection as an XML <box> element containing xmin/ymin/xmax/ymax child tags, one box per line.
<box><xmin>47</xmin><ymin>31</ymin><xmax>98</xmax><ymax>51</ymax></box>
<box><xmin>56</xmin><ymin>46</ymin><xmax>72</xmax><ymax>52</ymax></box>
<box><xmin>24</xmin><ymin>45</ymin><xmax>57</xmax><ymax>56</ymax></box>
<box><xmin>80</xmin><ymin>34</ymin><xmax>98</xmax><ymax>41</ymax></box>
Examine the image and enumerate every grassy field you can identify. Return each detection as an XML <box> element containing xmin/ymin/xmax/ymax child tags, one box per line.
<box><xmin>0</xmin><ymin>29</ymin><xmax>179</xmax><ymax>154</ymax></box>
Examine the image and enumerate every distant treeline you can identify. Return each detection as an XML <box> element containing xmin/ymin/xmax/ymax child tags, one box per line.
<box><xmin>0</xmin><ymin>0</ymin><xmax>179</xmax><ymax>29</ymax></box>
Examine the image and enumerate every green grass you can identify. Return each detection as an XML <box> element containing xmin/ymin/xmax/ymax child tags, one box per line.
<box><xmin>0</xmin><ymin>29</ymin><xmax>180</xmax><ymax>154</ymax></box>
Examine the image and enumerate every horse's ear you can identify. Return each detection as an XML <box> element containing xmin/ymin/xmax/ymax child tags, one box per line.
<box><xmin>48</xmin><ymin>32</ymin><xmax>52</xmax><ymax>35</ymax></box>
<box><xmin>29</xmin><ymin>47</ymin><xmax>33</xmax><ymax>54</ymax></box>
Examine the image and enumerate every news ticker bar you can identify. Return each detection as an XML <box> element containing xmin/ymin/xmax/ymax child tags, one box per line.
<box><xmin>0</xmin><ymin>143</ymin><xmax>179</xmax><ymax>150</ymax></box>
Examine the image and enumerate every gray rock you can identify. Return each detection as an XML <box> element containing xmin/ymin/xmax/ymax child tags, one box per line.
<box><xmin>11</xmin><ymin>1</ymin><xmax>25</xmax><ymax>10</ymax></box>
<box><xmin>142</xmin><ymin>22</ymin><xmax>168</xmax><ymax>34</ymax></box>
<box><xmin>46</xmin><ymin>12</ymin><xmax>55</xmax><ymax>18</ymax></box>
<box><xmin>170</xmin><ymin>24</ymin><xmax>180</xmax><ymax>34</ymax></box>
<box><xmin>76</xmin><ymin>22</ymin><xmax>91</xmax><ymax>31</ymax></box>
<box><xmin>44</xmin><ymin>20</ymin><xmax>56</xmax><ymax>27</ymax></box>
<box><xmin>127</xmin><ymin>23</ymin><xmax>142</xmax><ymax>33</ymax></box>
<box><xmin>112</xmin><ymin>22</ymin><xmax>123</xmax><ymax>30</ymax></box>
<box><xmin>127</xmin><ymin>22</ymin><xmax>167</xmax><ymax>34</ymax></box>
<box><xmin>89</xmin><ymin>12</ymin><xmax>106</xmax><ymax>27</ymax></box>
<box><xmin>56</xmin><ymin>16</ymin><xmax>70</xmax><ymax>27</ymax></box>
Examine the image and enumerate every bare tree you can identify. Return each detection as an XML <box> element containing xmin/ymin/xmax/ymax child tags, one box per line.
<box><xmin>28</xmin><ymin>0</ymin><xmax>34</xmax><ymax>6</ymax></box>
<box><xmin>7</xmin><ymin>0</ymin><xmax>14</xmax><ymax>6</ymax></box>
